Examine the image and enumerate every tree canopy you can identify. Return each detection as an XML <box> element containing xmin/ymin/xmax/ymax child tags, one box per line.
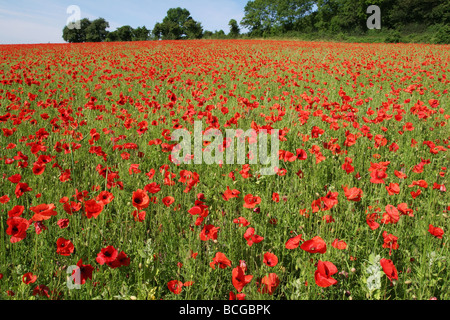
<box><xmin>152</xmin><ymin>8</ymin><xmax>203</xmax><ymax>40</ymax></box>
<box><xmin>63</xmin><ymin>18</ymin><xmax>150</xmax><ymax>43</ymax></box>
<box><xmin>61</xmin><ymin>2</ymin><xmax>450</xmax><ymax>44</ymax></box>
<box><xmin>240</xmin><ymin>0</ymin><xmax>450</xmax><ymax>36</ymax></box>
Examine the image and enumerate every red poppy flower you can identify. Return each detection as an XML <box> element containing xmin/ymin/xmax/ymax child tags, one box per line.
<box><xmin>243</xmin><ymin>227</ymin><xmax>264</xmax><ymax>246</ymax></box>
<box><xmin>63</xmin><ymin>201</ymin><xmax>82</xmax><ymax>215</ymax></box>
<box><xmin>32</xmin><ymin>163</ymin><xmax>45</xmax><ymax>175</ymax></box>
<box><xmin>380</xmin><ymin>258</ymin><xmax>398</xmax><ymax>282</ymax></box>
<box><xmin>132</xmin><ymin>210</ymin><xmax>146</xmax><ymax>222</ymax></box>
<box><xmin>394</xmin><ymin>170</ymin><xmax>407</xmax><ymax>179</ymax></box>
<box><xmin>331</xmin><ymin>239</ymin><xmax>347</xmax><ymax>250</ymax></box>
<box><xmin>57</xmin><ymin>219</ymin><xmax>69</xmax><ymax>229</ymax></box>
<box><xmin>322</xmin><ymin>215</ymin><xmax>335</xmax><ymax>223</ymax></box>
<box><xmin>96</xmin><ymin>245</ymin><xmax>119</xmax><ymax>265</ymax></box>
<box><xmin>167</xmin><ymin>280</ymin><xmax>183</xmax><ymax>294</ymax></box>
<box><xmin>296</xmin><ymin>148</ymin><xmax>307</xmax><ymax>160</ymax></box>
<box><xmin>258</xmin><ymin>273</ymin><xmax>280</xmax><ymax>295</ymax></box>
<box><xmin>229</xmin><ymin>291</ymin><xmax>246</xmax><ymax>300</ymax></box>
<box><xmin>285</xmin><ymin>234</ymin><xmax>304</xmax><ymax>249</ymax></box>
<box><xmin>6</xmin><ymin>217</ymin><xmax>30</xmax><ymax>243</ymax></box>
<box><xmin>314</xmin><ymin>260</ymin><xmax>338</xmax><ymax>287</ymax></box>
<box><xmin>408</xmin><ymin>180</ymin><xmax>428</xmax><ymax>189</ymax></box>
<box><xmin>144</xmin><ymin>182</ymin><xmax>161</xmax><ymax>194</ymax></box>
<box><xmin>22</xmin><ymin>272</ymin><xmax>37</xmax><ymax>285</ymax></box>
<box><xmin>129</xmin><ymin>163</ymin><xmax>141</xmax><ymax>175</ymax></box>
<box><xmin>84</xmin><ymin>199</ymin><xmax>104</xmax><ymax>219</ymax></box>
<box><xmin>96</xmin><ymin>191</ymin><xmax>114</xmax><ymax>205</ymax></box>
<box><xmin>428</xmin><ymin>224</ymin><xmax>444</xmax><ymax>239</ymax></box>
<box><xmin>107</xmin><ymin>251</ymin><xmax>130</xmax><ymax>268</ymax></box>
<box><xmin>72</xmin><ymin>259</ymin><xmax>94</xmax><ymax>285</ymax></box>
<box><xmin>370</xmin><ymin>169</ymin><xmax>388</xmax><ymax>184</ymax></box>
<box><xmin>56</xmin><ymin>237</ymin><xmax>74</xmax><ymax>256</ymax></box>
<box><xmin>162</xmin><ymin>196</ymin><xmax>175</xmax><ymax>207</ymax></box>
<box><xmin>382</xmin><ymin>231</ymin><xmax>399</xmax><ymax>255</ymax></box>
<box><xmin>366</xmin><ymin>214</ymin><xmax>380</xmax><ymax>230</ymax></box>
<box><xmin>433</xmin><ymin>183</ymin><xmax>446</xmax><ymax>192</ymax></box>
<box><xmin>0</xmin><ymin>195</ymin><xmax>9</xmax><ymax>204</ymax></box>
<box><xmin>15</xmin><ymin>182</ymin><xmax>32</xmax><ymax>198</ymax></box>
<box><xmin>300</xmin><ymin>236</ymin><xmax>327</xmax><ymax>254</ymax></box>
<box><xmin>233</xmin><ymin>217</ymin><xmax>250</xmax><ymax>227</ymax></box>
<box><xmin>342</xmin><ymin>185</ymin><xmax>363</xmax><ymax>202</ymax></box>
<box><xmin>232</xmin><ymin>266</ymin><xmax>253</xmax><ymax>293</ymax></box>
<box><xmin>385</xmin><ymin>183</ymin><xmax>400</xmax><ymax>195</ymax></box>
<box><xmin>263</xmin><ymin>252</ymin><xmax>278</xmax><ymax>267</ymax></box>
<box><xmin>410</xmin><ymin>189</ymin><xmax>422</xmax><ymax>199</ymax></box>
<box><xmin>200</xmin><ymin>224</ymin><xmax>220</xmax><ymax>241</ymax></box>
<box><xmin>34</xmin><ymin>221</ymin><xmax>47</xmax><ymax>235</ymax></box>
<box><xmin>181</xmin><ymin>280</ymin><xmax>193</xmax><ymax>287</ymax></box>
<box><xmin>146</xmin><ymin>169</ymin><xmax>155</xmax><ymax>179</ymax></box>
<box><xmin>132</xmin><ymin>189</ymin><xmax>150</xmax><ymax>210</ymax></box>
<box><xmin>210</xmin><ymin>252</ymin><xmax>232</xmax><ymax>269</ymax></box>
<box><xmin>243</xmin><ymin>194</ymin><xmax>261</xmax><ymax>209</ymax></box>
<box><xmin>8</xmin><ymin>205</ymin><xmax>24</xmax><ymax>217</ymax></box>
<box><xmin>272</xmin><ymin>192</ymin><xmax>280</xmax><ymax>202</ymax></box>
<box><xmin>8</xmin><ymin>174</ymin><xmax>22</xmax><ymax>184</ymax></box>
<box><xmin>342</xmin><ymin>157</ymin><xmax>355</xmax><ymax>174</ymax></box>
<box><xmin>381</xmin><ymin>204</ymin><xmax>400</xmax><ymax>224</ymax></box>
<box><xmin>222</xmin><ymin>186</ymin><xmax>240</xmax><ymax>201</ymax></box>
<box><xmin>32</xmin><ymin>284</ymin><xmax>50</xmax><ymax>298</ymax></box>
<box><xmin>397</xmin><ymin>203</ymin><xmax>414</xmax><ymax>217</ymax></box>
<box><xmin>30</xmin><ymin>203</ymin><xmax>57</xmax><ymax>222</ymax></box>
<box><xmin>321</xmin><ymin>191</ymin><xmax>339</xmax><ymax>211</ymax></box>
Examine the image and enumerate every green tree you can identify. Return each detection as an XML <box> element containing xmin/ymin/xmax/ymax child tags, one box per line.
<box><xmin>116</xmin><ymin>25</ymin><xmax>134</xmax><ymax>41</ymax></box>
<box><xmin>228</xmin><ymin>19</ymin><xmax>240</xmax><ymax>38</ymax></box>
<box><xmin>133</xmin><ymin>26</ymin><xmax>151</xmax><ymax>41</ymax></box>
<box><xmin>203</xmin><ymin>30</ymin><xmax>214</xmax><ymax>38</ymax></box>
<box><xmin>241</xmin><ymin>0</ymin><xmax>314</xmax><ymax>36</ymax></box>
<box><xmin>105</xmin><ymin>30</ymin><xmax>119</xmax><ymax>42</ymax></box>
<box><xmin>152</xmin><ymin>7</ymin><xmax>203</xmax><ymax>40</ymax></box>
<box><xmin>85</xmin><ymin>18</ymin><xmax>110</xmax><ymax>42</ymax></box>
<box><xmin>62</xmin><ymin>18</ymin><xmax>91</xmax><ymax>43</ymax></box>
<box><xmin>184</xmin><ymin>19</ymin><xmax>203</xmax><ymax>39</ymax></box>
<box><xmin>213</xmin><ymin>30</ymin><xmax>227</xmax><ymax>39</ymax></box>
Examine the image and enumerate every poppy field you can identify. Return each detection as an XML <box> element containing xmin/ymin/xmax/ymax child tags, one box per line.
<box><xmin>0</xmin><ymin>40</ymin><xmax>449</xmax><ymax>300</ymax></box>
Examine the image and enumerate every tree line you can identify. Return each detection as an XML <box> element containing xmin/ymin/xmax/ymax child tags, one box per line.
<box><xmin>63</xmin><ymin>1</ymin><xmax>450</xmax><ymax>43</ymax></box>
<box><xmin>63</xmin><ymin>7</ymin><xmax>239</xmax><ymax>42</ymax></box>
<box><xmin>241</xmin><ymin>0</ymin><xmax>449</xmax><ymax>36</ymax></box>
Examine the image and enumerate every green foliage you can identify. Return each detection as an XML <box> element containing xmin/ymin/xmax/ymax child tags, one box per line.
<box><xmin>384</xmin><ymin>29</ymin><xmax>402</xmax><ymax>43</ymax></box>
<box><xmin>431</xmin><ymin>24</ymin><xmax>450</xmax><ymax>44</ymax></box>
<box><xmin>62</xmin><ymin>18</ymin><xmax>109</xmax><ymax>43</ymax></box>
<box><xmin>85</xmin><ymin>18</ymin><xmax>110</xmax><ymax>42</ymax></box>
<box><xmin>63</xmin><ymin>19</ymin><xmax>150</xmax><ymax>43</ymax></box>
<box><xmin>152</xmin><ymin>7</ymin><xmax>203</xmax><ymax>40</ymax></box>
<box><xmin>241</xmin><ymin>0</ymin><xmax>314</xmax><ymax>36</ymax></box>
<box><xmin>203</xmin><ymin>30</ymin><xmax>227</xmax><ymax>40</ymax></box>
<box><xmin>228</xmin><ymin>19</ymin><xmax>240</xmax><ymax>38</ymax></box>
<box><xmin>132</xmin><ymin>26</ymin><xmax>151</xmax><ymax>41</ymax></box>
<box><xmin>239</xmin><ymin>0</ymin><xmax>450</xmax><ymax>43</ymax></box>
<box><xmin>62</xmin><ymin>18</ymin><xmax>91</xmax><ymax>43</ymax></box>
<box><xmin>115</xmin><ymin>26</ymin><xmax>134</xmax><ymax>42</ymax></box>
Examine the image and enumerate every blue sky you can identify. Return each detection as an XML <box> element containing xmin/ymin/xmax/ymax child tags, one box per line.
<box><xmin>0</xmin><ymin>0</ymin><xmax>249</xmax><ymax>44</ymax></box>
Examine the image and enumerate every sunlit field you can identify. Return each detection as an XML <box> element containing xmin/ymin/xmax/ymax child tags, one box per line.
<box><xmin>0</xmin><ymin>40</ymin><xmax>448</xmax><ymax>300</ymax></box>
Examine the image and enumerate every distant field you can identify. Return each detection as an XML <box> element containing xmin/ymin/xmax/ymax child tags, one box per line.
<box><xmin>0</xmin><ymin>40</ymin><xmax>448</xmax><ymax>300</ymax></box>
